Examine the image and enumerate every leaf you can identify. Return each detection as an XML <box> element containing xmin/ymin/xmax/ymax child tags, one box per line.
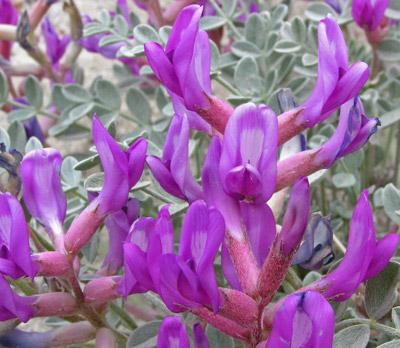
<box><xmin>62</xmin><ymin>84</ymin><xmax>92</xmax><ymax>103</ymax></box>
<box><xmin>387</xmin><ymin>0</ymin><xmax>400</xmax><ymax>20</ymax></box>
<box><xmin>245</xmin><ymin>14</ymin><xmax>266</xmax><ymax>49</ymax></box>
<box><xmin>8</xmin><ymin>107</ymin><xmax>36</xmax><ymax>123</ymax></box>
<box><xmin>231</xmin><ymin>41</ymin><xmax>261</xmax><ymax>58</ymax></box>
<box><xmin>274</xmin><ymin>40</ymin><xmax>301</xmax><ymax>53</ymax></box>
<box><xmin>61</xmin><ymin>157</ymin><xmax>81</xmax><ymax>188</ymax></box>
<box><xmin>0</xmin><ymin>69</ymin><xmax>8</xmax><ymax>103</ymax></box>
<box><xmin>83</xmin><ymin>23</ymin><xmax>109</xmax><ymax>37</ymax></box>
<box><xmin>392</xmin><ymin>306</ymin><xmax>400</xmax><ymax>329</ymax></box>
<box><xmin>302</xmin><ymin>53</ymin><xmax>318</xmax><ymax>66</ymax></box>
<box><xmin>377</xmin><ymin>39</ymin><xmax>400</xmax><ymax>62</ymax></box>
<box><xmin>113</xmin><ymin>14</ymin><xmax>129</xmax><ymax>37</ymax></box>
<box><xmin>24</xmin><ymin>76</ymin><xmax>43</xmax><ymax>109</ymax></box>
<box><xmin>332</xmin><ymin>173</ymin><xmax>356</xmax><ymax>189</ymax></box>
<box><xmin>158</xmin><ymin>26</ymin><xmax>172</xmax><ymax>45</ymax></box>
<box><xmin>117</xmin><ymin>45</ymin><xmax>145</xmax><ymax>58</ymax></box>
<box><xmin>200</xmin><ymin>16</ymin><xmax>227</xmax><ymax>31</ymax></box>
<box><xmin>206</xmin><ymin>326</ymin><xmax>234</xmax><ymax>348</ymax></box>
<box><xmin>333</xmin><ymin>324</ymin><xmax>370</xmax><ymax>348</ymax></box>
<box><xmin>84</xmin><ymin>172</ymin><xmax>104</xmax><ymax>192</ymax></box>
<box><xmin>305</xmin><ymin>2</ymin><xmax>336</xmax><ymax>22</ymax></box>
<box><xmin>73</xmin><ymin>154</ymin><xmax>100</xmax><ymax>171</ymax></box>
<box><xmin>365</xmin><ymin>262</ymin><xmax>400</xmax><ymax>320</ymax></box>
<box><xmin>133</xmin><ymin>24</ymin><xmax>161</xmax><ymax>44</ymax></box>
<box><xmin>222</xmin><ymin>0</ymin><xmax>237</xmax><ymax>17</ymax></box>
<box><xmin>8</xmin><ymin>122</ymin><xmax>27</xmax><ymax>153</ymax></box>
<box><xmin>126</xmin><ymin>87</ymin><xmax>152</xmax><ymax>124</ymax></box>
<box><xmin>95</xmin><ymin>80</ymin><xmax>121</xmax><ymax>111</ymax></box>
<box><xmin>234</xmin><ymin>56</ymin><xmax>262</xmax><ymax>95</ymax></box>
<box><xmin>383</xmin><ymin>183</ymin><xmax>400</xmax><ymax>224</ymax></box>
<box><xmin>0</xmin><ymin>128</ymin><xmax>10</xmax><ymax>149</ymax></box>
<box><xmin>126</xmin><ymin>320</ymin><xmax>162</xmax><ymax>348</ymax></box>
<box><xmin>99</xmin><ymin>34</ymin><xmax>124</xmax><ymax>48</ymax></box>
<box><xmin>291</xmin><ymin>16</ymin><xmax>306</xmax><ymax>43</ymax></box>
<box><xmin>25</xmin><ymin>137</ymin><xmax>43</xmax><ymax>153</ymax></box>
<box><xmin>68</xmin><ymin>102</ymin><xmax>95</xmax><ymax>122</ymax></box>
<box><xmin>380</xmin><ymin>107</ymin><xmax>400</xmax><ymax>128</ymax></box>
<box><xmin>377</xmin><ymin>341</ymin><xmax>400</xmax><ymax>348</ymax></box>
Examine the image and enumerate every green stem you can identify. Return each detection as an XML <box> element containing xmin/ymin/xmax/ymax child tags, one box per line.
<box><xmin>284</xmin><ymin>267</ymin><xmax>303</xmax><ymax>290</ymax></box>
<box><xmin>109</xmin><ymin>302</ymin><xmax>137</xmax><ymax>330</ymax></box>
<box><xmin>142</xmin><ymin>187</ymin><xmax>175</xmax><ymax>203</ymax></box>
<box><xmin>7</xmin><ymin>99</ymin><xmax>59</xmax><ymax>120</ymax></box>
<box><xmin>214</xmin><ymin>75</ymin><xmax>241</xmax><ymax>95</ymax></box>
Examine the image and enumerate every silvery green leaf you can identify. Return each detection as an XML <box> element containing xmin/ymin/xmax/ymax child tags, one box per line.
<box><xmin>113</xmin><ymin>14</ymin><xmax>129</xmax><ymax>37</ymax></box>
<box><xmin>373</xmin><ymin>187</ymin><xmax>384</xmax><ymax>207</ymax></box>
<box><xmin>287</xmin><ymin>76</ymin><xmax>309</xmax><ymax>95</ymax></box>
<box><xmin>62</xmin><ymin>84</ymin><xmax>92</xmax><ymax>103</ymax></box>
<box><xmin>333</xmin><ymin>325</ymin><xmax>370</xmax><ymax>348</ymax></box>
<box><xmin>245</xmin><ymin>14</ymin><xmax>266</xmax><ymax>49</ymax></box>
<box><xmin>8</xmin><ymin>122</ymin><xmax>27</xmax><ymax>153</ymax></box>
<box><xmin>84</xmin><ymin>172</ymin><xmax>104</xmax><ymax>192</ymax></box>
<box><xmin>210</xmin><ymin>40</ymin><xmax>220</xmax><ymax>71</ymax></box>
<box><xmin>139</xmin><ymin>65</ymin><xmax>153</xmax><ymax>75</ymax></box>
<box><xmin>380</xmin><ymin>107</ymin><xmax>400</xmax><ymax>128</ymax></box>
<box><xmin>126</xmin><ymin>87</ymin><xmax>152</xmax><ymax>124</ymax></box>
<box><xmin>0</xmin><ymin>69</ymin><xmax>8</xmax><ymax>103</ymax></box>
<box><xmin>305</xmin><ymin>2</ymin><xmax>336</xmax><ymax>22</ymax></box>
<box><xmin>264</xmin><ymin>70</ymin><xmax>277</xmax><ymax>96</ymax></box>
<box><xmin>365</xmin><ymin>262</ymin><xmax>400</xmax><ymax>320</ymax></box>
<box><xmin>206</xmin><ymin>326</ymin><xmax>234</xmax><ymax>348</ymax></box>
<box><xmin>291</xmin><ymin>16</ymin><xmax>306</xmax><ymax>43</ymax></box>
<box><xmin>25</xmin><ymin>137</ymin><xmax>42</xmax><ymax>153</ymax></box>
<box><xmin>200</xmin><ymin>16</ymin><xmax>227</xmax><ymax>31</ymax></box>
<box><xmin>392</xmin><ymin>306</ymin><xmax>400</xmax><ymax>329</ymax></box>
<box><xmin>302</xmin><ymin>271</ymin><xmax>321</xmax><ymax>285</ymax></box>
<box><xmin>133</xmin><ymin>24</ymin><xmax>161</xmax><ymax>44</ymax></box>
<box><xmin>377</xmin><ymin>39</ymin><xmax>400</xmax><ymax>61</ymax></box>
<box><xmin>276</xmin><ymin>55</ymin><xmax>295</xmax><ymax>84</ymax></box>
<box><xmin>95</xmin><ymin>80</ymin><xmax>121</xmax><ymax>111</ymax></box>
<box><xmin>68</xmin><ymin>102</ymin><xmax>95</xmax><ymax>122</ymax></box>
<box><xmin>0</xmin><ymin>128</ymin><xmax>10</xmax><ymax>149</ymax></box>
<box><xmin>159</xmin><ymin>26</ymin><xmax>172</xmax><ymax>44</ymax></box>
<box><xmin>126</xmin><ymin>321</ymin><xmax>162</xmax><ymax>348</ymax></box>
<box><xmin>308</xmin><ymin>169</ymin><xmax>328</xmax><ymax>184</ymax></box>
<box><xmin>99</xmin><ymin>9</ymin><xmax>111</xmax><ymax>26</ymax></box>
<box><xmin>265</xmin><ymin>32</ymin><xmax>279</xmax><ymax>52</ymax></box>
<box><xmin>274</xmin><ymin>40</ymin><xmax>301</xmax><ymax>53</ymax></box>
<box><xmin>99</xmin><ymin>34</ymin><xmax>124</xmax><ymax>48</ymax></box>
<box><xmin>62</xmin><ymin>157</ymin><xmax>81</xmax><ymax>188</ymax></box>
<box><xmin>218</xmin><ymin>53</ymin><xmax>238</xmax><ymax>69</ymax></box>
<box><xmin>25</xmin><ymin>76</ymin><xmax>43</xmax><ymax>109</ymax></box>
<box><xmin>387</xmin><ymin>0</ymin><xmax>400</xmax><ymax>19</ymax></box>
<box><xmin>227</xmin><ymin>96</ymin><xmax>253</xmax><ymax>106</ymax></box>
<box><xmin>222</xmin><ymin>0</ymin><xmax>237</xmax><ymax>17</ymax></box>
<box><xmin>332</xmin><ymin>173</ymin><xmax>356</xmax><ymax>189</ymax></box>
<box><xmin>117</xmin><ymin>45</ymin><xmax>145</xmax><ymax>58</ymax></box>
<box><xmin>83</xmin><ymin>23</ymin><xmax>108</xmax><ymax>37</ymax></box>
<box><xmin>302</xmin><ymin>53</ymin><xmax>318</xmax><ymax>66</ymax></box>
<box><xmin>74</xmin><ymin>154</ymin><xmax>100</xmax><ymax>171</ymax></box>
<box><xmin>234</xmin><ymin>56</ymin><xmax>262</xmax><ymax>95</ymax></box>
<box><xmin>383</xmin><ymin>183</ymin><xmax>400</xmax><ymax>224</ymax></box>
<box><xmin>8</xmin><ymin>107</ymin><xmax>36</xmax><ymax>123</ymax></box>
<box><xmin>271</xmin><ymin>4</ymin><xmax>288</xmax><ymax>23</ymax></box>
<box><xmin>231</xmin><ymin>41</ymin><xmax>261</xmax><ymax>57</ymax></box>
<box><xmin>377</xmin><ymin>341</ymin><xmax>400</xmax><ymax>348</ymax></box>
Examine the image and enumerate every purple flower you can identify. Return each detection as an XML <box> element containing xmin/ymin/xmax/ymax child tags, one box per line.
<box><xmin>315</xmin><ymin>97</ymin><xmax>380</xmax><ymax>167</ymax></box>
<box><xmin>23</xmin><ymin>116</ymin><xmax>45</xmax><ymax>144</ymax></box>
<box><xmin>157</xmin><ymin>316</ymin><xmax>190</xmax><ymax>348</ymax></box>
<box><xmin>193</xmin><ymin>323</ymin><xmax>210</xmax><ymax>348</ymax></box>
<box><xmin>100</xmin><ymin>199</ymin><xmax>140</xmax><ymax>275</ymax></box>
<box><xmin>264</xmin><ymin>291</ymin><xmax>335</xmax><ymax>348</ymax></box>
<box><xmin>145</xmin><ymin>4</ymin><xmax>233</xmax><ymax>133</ymax></box>
<box><xmin>147</xmin><ymin>113</ymin><xmax>203</xmax><ymax>202</ymax></box>
<box><xmin>352</xmin><ymin>0</ymin><xmax>389</xmax><ymax>31</ymax></box>
<box><xmin>219</xmin><ymin>103</ymin><xmax>277</xmax><ymax>204</ymax></box>
<box><xmin>41</xmin><ymin>17</ymin><xmax>70</xmax><ymax>65</ymax></box>
<box><xmin>273</xmin><ymin>177</ymin><xmax>310</xmax><ymax>256</ymax></box>
<box><xmin>309</xmin><ymin>190</ymin><xmax>400</xmax><ymax>301</ymax></box>
<box><xmin>0</xmin><ymin>275</ymin><xmax>33</xmax><ymax>322</ymax></box>
<box><xmin>145</xmin><ymin>5</ymin><xmax>211</xmax><ymax>111</ymax></box>
<box><xmin>292</xmin><ymin>213</ymin><xmax>334</xmax><ymax>270</ymax></box>
<box><xmin>0</xmin><ymin>0</ymin><xmax>18</xmax><ymax>60</ymax></box>
<box><xmin>121</xmin><ymin>206</ymin><xmax>174</xmax><ymax>296</ymax></box>
<box><xmin>158</xmin><ymin>201</ymin><xmax>224</xmax><ymax>313</ymax></box>
<box><xmin>301</xmin><ymin>17</ymin><xmax>369</xmax><ymax>127</ymax></box>
<box><xmin>21</xmin><ymin>148</ymin><xmax>67</xmax><ymax>250</ymax></box>
<box><xmin>92</xmin><ymin>116</ymin><xmax>147</xmax><ymax>216</ymax></box>
<box><xmin>0</xmin><ymin>193</ymin><xmax>37</xmax><ymax>279</ymax></box>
